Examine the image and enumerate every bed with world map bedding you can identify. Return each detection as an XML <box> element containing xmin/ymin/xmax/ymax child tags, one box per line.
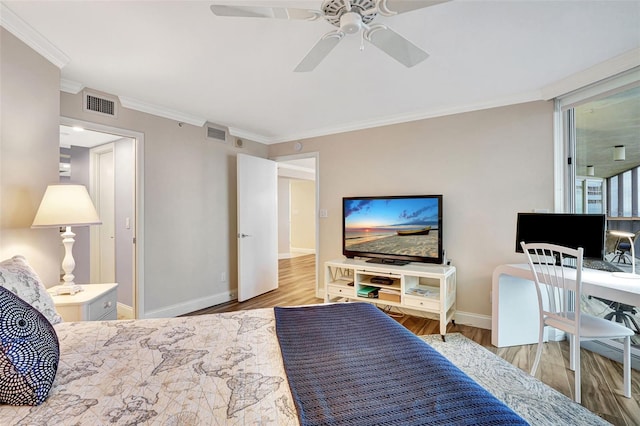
<box><xmin>2</xmin><ymin>295</ymin><xmax>611</xmax><ymax>425</ymax></box>
<box><xmin>0</xmin><ymin>255</ymin><xmax>608</xmax><ymax>425</ymax></box>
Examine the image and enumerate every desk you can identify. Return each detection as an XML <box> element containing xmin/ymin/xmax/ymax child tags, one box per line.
<box><xmin>491</xmin><ymin>264</ymin><xmax>640</xmax><ymax>347</ymax></box>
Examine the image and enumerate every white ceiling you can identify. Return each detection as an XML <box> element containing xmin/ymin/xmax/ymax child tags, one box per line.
<box><xmin>59</xmin><ymin>125</ymin><xmax>122</xmax><ymax>148</ymax></box>
<box><xmin>3</xmin><ymin>1</ymin><xmax>640</xmax><ymax>144</ymax></box>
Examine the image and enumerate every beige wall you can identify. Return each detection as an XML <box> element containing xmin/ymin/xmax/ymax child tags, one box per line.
<box><xmin>0</xmin><ymin>25</ymin><xmax>555</xmax><ymax>323</ymax></box>
<box><xmin>277</xmin><ymin>178</ymin><xmax>291</xmax><ymax>255</ymax></box>
<box><xmin>269</xmin><ymin>101</ymin><xmax>555</xmax><ymax>324</ymax></box>
<box><xmin>0</xmin><ymin>28</ymin><xmax>61</xmax><ymax>285</ymax></box>
<box><xmin>290</xmin><ymin>179</ymin><xmax>316</xmax><ymax>251</ymax></box>
<box><xmin>60</xmin><ymin>90</ymin><xmax>268</xmax><ymax>318</ymax></box>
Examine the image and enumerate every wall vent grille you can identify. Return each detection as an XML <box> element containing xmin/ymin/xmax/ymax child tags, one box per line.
<box><xmin>83</xmin><ymin>91</ymin><xmax>117</xmax><ymax>117</ymax></box>
<box><xmin>205</xmin><ymin>122</ymin><xmax>228</xmax><ymax>143</ymax></box>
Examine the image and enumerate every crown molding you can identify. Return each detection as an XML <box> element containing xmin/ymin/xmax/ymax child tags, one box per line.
<box><xmin>60</xmin><ymin>78</ymin><xmax>84</xmax><ymax>94</ymax></box>
<box><xmin>0</xmin><ymin>3</ymin><xmax>69</xmax><ymax>68</ymax></box>
<box><xmin>118</xmin><ymin>96</ymin><xmax>207</xmax><ymax>127</ymax></box>
<box><xmin>228</xmin><ymin>127</ymin><xmax>272</xmax><ymax>144</ymax></box>
<box><xmin>541</xmin><ymin>48</ymin><xmax>640</xmax><ymax>100</ymax></box>
<box><xmin>263</xmin><ymin>90</ymin><xmax>542</xmax><ymax>144</ymax></box>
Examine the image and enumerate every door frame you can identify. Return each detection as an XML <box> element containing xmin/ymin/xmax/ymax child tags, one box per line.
<box><xmin>60</xmin><ymin>117</ymin><xmax>144</xmax><ymax>318</ymax></box>
<box><xmin>272</xmin><ymin>152</ymin><xmax>321</xmax><ymax>298</ymax></box>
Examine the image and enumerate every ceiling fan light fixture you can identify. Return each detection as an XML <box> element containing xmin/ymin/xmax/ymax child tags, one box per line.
<box><xmin>340</xmin><ymin>12</ymin><xmax>363</xmax><ymax>34</ymax></box>
<box><xmin>211</xmin><ymin>0</ymin><xmax>443</xmax><ymax>71</ymax></box>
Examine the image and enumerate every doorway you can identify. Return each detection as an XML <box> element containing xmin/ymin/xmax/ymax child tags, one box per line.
<box><xmin>275</xmin><ymin>153</ymin><xmax>320</xmax><ymax>298</ymax></box>
<box><xmin>59</xmin><ymin>118</ymin><xmax>142</xmax><ymax>318</ymax></box>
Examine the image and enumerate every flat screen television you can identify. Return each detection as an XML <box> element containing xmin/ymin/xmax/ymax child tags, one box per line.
<box><xmin>515</xmin><ymin>212</ymin><xmax>606</xmax><ymax>259</ymax></box>
<box><xmin>343</xmin><ymin>195</ymin><xmax>443</xmax><ymax>265</ymax></box>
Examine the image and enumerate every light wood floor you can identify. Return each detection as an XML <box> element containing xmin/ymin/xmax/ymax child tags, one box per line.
<box><xmin>189</xmin><ymin>255</ymin><xmax>640</xmax><ymax>425</ymax></box>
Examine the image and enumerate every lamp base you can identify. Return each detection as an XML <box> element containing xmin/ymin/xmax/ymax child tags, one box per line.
<box><xmin>612</xmin><ymin>272</ymin><xmax>640</xmax><ymax>279</ymax></box>
<box><xmin>55</xmin><ymin>284</ymin><xmax>84</xmax><ymax>295</ymax></box>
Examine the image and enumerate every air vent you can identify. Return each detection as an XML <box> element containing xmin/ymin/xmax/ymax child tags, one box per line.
<box><xmin>204</xmin><ymin>122</ymin><xmax>228</xmax><ymax>143</ymax></box>
<box><xmin>83</xmin><ymin>91</ymin><xmax>117</xmax><ymax>117</ymax></box>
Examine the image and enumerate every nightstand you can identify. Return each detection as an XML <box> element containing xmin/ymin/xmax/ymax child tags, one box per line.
<box><xmin>50</xmin><ymin>283</ymin><xmax>118</xmax><ymax>321</ymax></box>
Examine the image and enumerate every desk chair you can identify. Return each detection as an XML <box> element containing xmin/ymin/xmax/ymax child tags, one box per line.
<box><xmin>611</xmin><ymin>230</ymin><xmax>640</xmax><ymax>264</ymax></box>
<box><xmin>604</xmin><ymin>301</ymin><xmax>640</xmax><ymax>334</ymax></box>
<box><xmin>521</xmin><ymin>242</ymin><xmax>633</xmax><ymax>404</ymax></box>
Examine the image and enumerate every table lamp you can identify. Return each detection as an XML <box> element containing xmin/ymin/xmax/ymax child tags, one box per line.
<box><xmin>609</xmin><ymin>230</ymin><xmax>640</xmax><ymax>279</ymax></box>
<box><xmin>32</xmin><ymin>184</ymin><xmax>102</xmax><ymax>294</ymax></box>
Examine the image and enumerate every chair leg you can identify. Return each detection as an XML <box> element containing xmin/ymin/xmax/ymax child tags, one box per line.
<box><xmin>531</xmin><ymin>322</ymin><xmax>545</xmax><ymax>376</ymax></box>
<box><xmin>623</xmin><ymin>336</ymin><xmax>631</xmax><ymax>398</ymax></box>
<box><xmin>569</xmin><ymin>334</ymin><xmax>576</xmax><ymax>371</ymax></box>
<box><xmin>627</xmin><ymin>314</ymin><xmax>640</xmax><ymax>334</ymax></box>
<box><xmin>574</xmin><ymin>344</ymin><xmax>581</xmax><ymax>404</ymax></box>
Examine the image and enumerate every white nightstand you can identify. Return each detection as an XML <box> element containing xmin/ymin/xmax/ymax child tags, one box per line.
<box><xmin>50</xmin><ymin>283</ymin><xmax>118</xmax><ymax>322</ymax></box>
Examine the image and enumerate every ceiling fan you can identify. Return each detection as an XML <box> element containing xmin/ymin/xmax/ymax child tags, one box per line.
<box><xmin>210</xmin><ymin>0</ymin><xmax>449</xmax><ymax>72</ymax></box>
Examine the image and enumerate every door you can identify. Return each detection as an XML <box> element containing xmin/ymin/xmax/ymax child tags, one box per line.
<box><xmin>237</xmin><ymin>153</ymin><xmax>278</xmax><ymax>301</ymax></box>
<box><xmin>91</xmin><ymin>143</ymin><xmax>116</xmax><ymax>283</ymax></box>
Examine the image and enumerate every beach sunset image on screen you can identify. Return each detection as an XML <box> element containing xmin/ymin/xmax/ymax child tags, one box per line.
<box><xmin>343</xmin><ymin>196</ymin><xmax>442</xmax><ymax>262</ymax></box>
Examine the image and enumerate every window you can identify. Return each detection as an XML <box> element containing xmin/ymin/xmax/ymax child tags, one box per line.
<box><xmin>557</xmin><ymin>70</ymin><xmax>640</xmax><ymax>216</ymax></box>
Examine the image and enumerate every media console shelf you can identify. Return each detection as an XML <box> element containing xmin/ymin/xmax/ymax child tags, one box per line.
<box><xmin>325</xmin><ymin>258</ymin><xmax>456</xmax><ymax>339</ymax></box>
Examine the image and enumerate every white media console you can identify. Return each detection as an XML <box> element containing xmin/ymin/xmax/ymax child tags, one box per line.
<box><xmin>324</xmin><ymin>258</ymin><xmax>457</xmax><ymax>338</ymax></box>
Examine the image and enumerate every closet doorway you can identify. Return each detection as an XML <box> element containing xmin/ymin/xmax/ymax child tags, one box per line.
<box><xmin>59</xmin><ymin>119</ymin><xmax>141</xmax><ymax>318</ymax></box>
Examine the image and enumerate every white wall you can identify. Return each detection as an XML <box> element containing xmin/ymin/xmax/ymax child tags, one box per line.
<box><xmin>0</xmin><ymin>28</ymin><xmax>61</xmax><ymax>285</ymax></box>
<box><xmin>269</xmin><ymin>101</ymin><xmax>555</xmax><ymax>326</ymax></box>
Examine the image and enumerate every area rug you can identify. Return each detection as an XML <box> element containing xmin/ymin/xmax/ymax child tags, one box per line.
<box><xmin>420</xmin><ymin>333</ymin><xmax>610</xmax><ymax>425</ymax></box>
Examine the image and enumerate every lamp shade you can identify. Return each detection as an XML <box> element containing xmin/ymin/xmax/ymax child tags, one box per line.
<box><xmin>614</xmin><ymin>145</ymin><xmax>626</xmax><ymax>161</ymax></box>
<box><xmin>32</xmin><ymin>185</ymin><xmax>101</xmax><ymax>227</ymax></box>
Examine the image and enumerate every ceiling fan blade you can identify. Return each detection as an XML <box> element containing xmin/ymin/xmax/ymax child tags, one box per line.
<box><xmin>365</xmin><ymin>25</ymin><xmax>429</xmax><ymax>67</ymax></box>
<box><xmin>294</xmin><ymin>31</ymin><xmax>344</xmax><ymax>72</ymax></box>
<box><xmin>377</xmin><ymin>0</ymin><xmax>450</xmax><ymax>16</ymax></box>
<box><xmin>210</xmin><ymin>5</ymin><xmax>319</xmax><ymax>20</ymax></box>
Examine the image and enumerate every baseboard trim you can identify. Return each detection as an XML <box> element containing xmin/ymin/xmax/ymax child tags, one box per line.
<box><xmin>142</xmin><ymin>292</ymin><xmax>236</xmax><ymax>319</ymax></box>
<box><xmin>454</xmin><ymin>310</ymin><xmax>492</xmax><ymax>330</ymax></box>
<box><xmin>117</xmin><ymin>302</ymin><xmax>134</xmax><ymax>319</ymax></box>
<box><xmin>290</xmin><ymin>247</ymin><xmax>315</xmax><ymax>254</ymax></box>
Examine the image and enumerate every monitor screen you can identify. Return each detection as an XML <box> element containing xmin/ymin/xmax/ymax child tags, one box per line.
<box><xmin>515</xmin><ymin>213</ymin><xmax>606</xmax><ymax>259</ymax></box>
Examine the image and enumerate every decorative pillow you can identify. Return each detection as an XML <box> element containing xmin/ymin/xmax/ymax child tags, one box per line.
<box><xmin>0</xmin><ymin>256</ymin><xmax>62</xmax><ymax>325</ymax></box>
<box><xmin>0</xmin><ymin>286</ymin><xmax>60</xmax><ymax>405</ymax></box>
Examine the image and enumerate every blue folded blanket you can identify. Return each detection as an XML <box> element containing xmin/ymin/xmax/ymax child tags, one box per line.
<box><xmin>275</xmin><ymin>303</ymin><xmax>528</xmax><ymax>426</ymax></box>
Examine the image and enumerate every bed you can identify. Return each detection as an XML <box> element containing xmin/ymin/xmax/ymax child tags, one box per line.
<box><xmin>0</xmin><ymin>256</ymin><xmax>609</xmax><ymax>425</ymax></box>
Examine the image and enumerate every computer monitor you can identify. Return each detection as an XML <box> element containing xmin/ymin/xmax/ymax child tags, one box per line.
<box><xmin>515</xmin><ymin>213</ymin><xmax>606</xmax><ymax>259</ymax></box>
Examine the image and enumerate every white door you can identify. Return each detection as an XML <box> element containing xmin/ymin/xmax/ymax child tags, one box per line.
<box><xmin>91</xmin><ymin>144</ymin><xmax>116</xmax><ymax>283</ymax></box>
<box><xmin>237</xmin><ymin>153</ymin><xmax>278</xmax><ymax>301</ymax></box>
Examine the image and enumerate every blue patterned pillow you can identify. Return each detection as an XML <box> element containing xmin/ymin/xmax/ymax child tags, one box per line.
<box><xmin>0</xmin><ymin>286</ymin><xmax>59</xmax><ymax>405</ymax></box>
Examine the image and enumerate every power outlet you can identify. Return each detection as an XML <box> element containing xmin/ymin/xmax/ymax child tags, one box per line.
<box><xmin>220</xmin><ymin>272</ymin><xmax>227</xmax><ymax>283</ymax></box>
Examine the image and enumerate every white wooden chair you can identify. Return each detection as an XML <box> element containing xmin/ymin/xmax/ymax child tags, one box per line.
<box><xmin>520</xmin><ymin>242</ymin><xmax>633</xmax><ymax>404</ymax></box>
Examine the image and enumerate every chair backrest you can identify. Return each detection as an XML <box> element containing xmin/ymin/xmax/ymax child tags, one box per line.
<box><xmin>520</xmin><ymin>242</ymin><xmax>583</xmax><ymax>337</ymax></box>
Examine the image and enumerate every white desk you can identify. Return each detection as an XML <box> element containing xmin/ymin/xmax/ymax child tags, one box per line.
<box><xmin>491</xmin><ymin>264</ymin><xmax>640</xmax><ymax>347</ymax></box>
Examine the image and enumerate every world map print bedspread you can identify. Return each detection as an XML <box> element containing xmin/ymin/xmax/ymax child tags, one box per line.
<box><xmin>3</xmin><ymin>308</ymin><xmax>298</xmax><ymax>425</ymax></box>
